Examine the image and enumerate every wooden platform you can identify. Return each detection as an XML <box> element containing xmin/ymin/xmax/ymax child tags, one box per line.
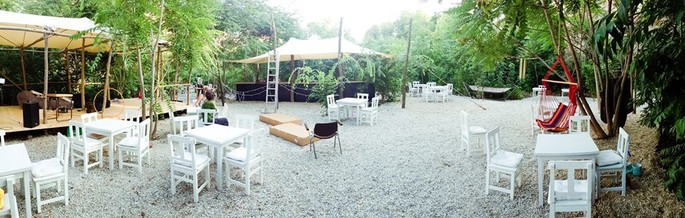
<box><xmin>0</xmin><ymin>98</ymin><xmax>191</xmax><ymax>133</ymax></box>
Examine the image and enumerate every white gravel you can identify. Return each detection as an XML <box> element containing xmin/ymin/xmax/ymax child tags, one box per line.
<box><xmin>8</xmin><ymin>96</ymin><xmax>560</xmax><ymax>217</ymax></box>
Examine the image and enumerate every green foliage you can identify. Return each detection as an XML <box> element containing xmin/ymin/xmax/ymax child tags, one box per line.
<box><xmin>630</xmin><ymin>0</ymin><xmax>685</xmax><ymax>200</ymax></box>
<box><xmin>294</xmin><ymin>66</ymin><xmax>342</xmax><ymax>114</ymax></box>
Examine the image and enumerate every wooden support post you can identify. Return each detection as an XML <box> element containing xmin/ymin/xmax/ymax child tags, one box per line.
<box><xmin>401</xmin><ymin>19</ymin><xmax>412</xmax><ymax>109</ymax></box>
<box><xmin>42</xmin><ymin>33</ymin><xmax>49</xmax><ymax>124</ymax></box>
<box><xmin>65</xmin><ymin>50</ymin><xmax>72</xmax><ymax>93</ymax></box>
<box><xmin>81</xmin><ymin>39</ymin><xmax>86</xmax><ymax>111</ymax></box>
<box><xmin>20</xmin><ymin>48</ymin><xmax>27</xmax><ymax>91</ymax></box>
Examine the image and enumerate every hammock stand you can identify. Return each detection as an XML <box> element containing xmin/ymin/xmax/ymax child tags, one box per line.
<box><xmin>535</xmin><ymin>55</ymin><xmax>578</xmax><ymax>133</ymax></box>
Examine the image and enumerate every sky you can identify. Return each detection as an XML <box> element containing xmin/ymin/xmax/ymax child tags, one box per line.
<box><xmin>266</xmin><ymin>0</ymin><xmax>460</xmax><ymax>41</ymax></box>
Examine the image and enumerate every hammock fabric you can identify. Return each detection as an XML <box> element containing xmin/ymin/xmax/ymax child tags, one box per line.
<box><xmin>536</xmin><ymin>102</ymin><xmax>574</xmax><ymax>132</ymax></box>
<box><xmin>536</xmin><ymin>55</ymin><xmax>578</xmax><ymax>132</ymax></box>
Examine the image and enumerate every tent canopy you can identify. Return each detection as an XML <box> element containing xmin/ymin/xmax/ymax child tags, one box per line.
<box><xmin>231</xmin><ymin>37</ymin><xmax>387</xmax><ymax>64</ymax></box>
<box><xmin>0</xmin><ymin>10</ymin><xmax>108</xmax><ymax>53</ymax></box>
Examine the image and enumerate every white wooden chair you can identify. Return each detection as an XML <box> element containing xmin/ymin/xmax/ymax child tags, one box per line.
<box><xmin>0</xmin><ymin>129</ymin><xmax>5</xmax><ymax>146</ymax></box>
<box><xmin>224</xmin><ymin>128</ymin><xmax>265</xmax><ymax>195</ymax></box>
<box><xmin>117</xmin><ymin>118</ymin><xmax>151</xmax><ymax>173</ymax></box>
<box><xmin>233</xmin><ymin>114</ymin><xmax>256</xmax><ymax>130</ymax></box>
<box><xmin>68</xmin><ymin>121</ymin><xmax>106</xmax><ymax>174</ymax></box>
<box><xmin>356</xmin><ymin>93</ymin><xmax>369</xmax><ymax>108</ymax></box>
<box><xmin>596</xmin><ymin>127</ymin><xmax>630</xmax><ymax>196</ymax></box>
<box><xmin>460</xmin><ymin>110</ymin><xmax>487</xmax><ymax>156</ymax></box>
<box><xmin>424</xmin><ymin>88</ymin><xmax>438</xmax><ymax>102</ymax></box>
<box><xmin>0</xmin><ymin>175</ymin><xmax>19</xmax><ymax>218</ymax></box>
<box><xmin>31</xmin><ymin>133</ymin><xmax>70</xmax><ymax>213</ymax></box>
<box><xmin>438</xmin><ymin>83</ymin><xmax>453</xmax><ymax>102</ymax></box>
<box><xmin>360</xmin><ymin>97</ymin><xmax>379</xmax><ymax>126</ymax></box>
<box><xmin>196</xmin><ymin>108</ymin><xmax>218</xmax><ymax>126</ymax></box>
<box><xmin>548</xmin><ymin>160</ymin><xmax>594</xmax><ymax>218</ymax></box>
<box><xmin>484</xmin><ymin>127</ymin><xmax>523</xmax><ymax>200</ymax></box>
<box><xmin>326</xmin><ymin>94</ymin><xmax>342</xmax><ymax>121</ymax></box>
<box><xmin>168</xmin><ymin>134</ymin><xmax>210</xmax><ymax>202</ymax></box>
<box><xmin>410</xmin><ymin>81</ymin><xmax>421</xmax><ymax>97</ymax></box>
<box><xmin>80</xmin><ymin>112</ymin><xmax>107</xmax><ymax>141</ymax></box>
<box><xmin>569</xmin><ymin>115</ymin><xmax>591</xmax><ymax>134</ymax></box>
<box><xmin>227</xmin><ymin>114</ymin><xmax>256</xmax><ymax>149</ymax></box>
<box><xmin>172</xmin><ymin>115</ymin><xmax>199</xmax><ymax>136</ymax></box>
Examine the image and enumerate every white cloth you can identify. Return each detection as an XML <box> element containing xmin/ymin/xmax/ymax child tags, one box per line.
<box><xmin>596</xmin><ymin>150</ymin><xmax>622</xmax><ymax>167</ymax></box>
<box><xmin>31</xmin><ymin>158</ymin><xmax>63</xmax><ymax>178</ymax></box>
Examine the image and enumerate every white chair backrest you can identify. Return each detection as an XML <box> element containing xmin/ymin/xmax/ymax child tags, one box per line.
<box><xmin>617</xmin><ymin>127</ymin><xmax>630</xmax><ymax>165</ymax></box>
<box><xmin>569</xmin><ymin>115</ymin><xmax>591</xmax><ymax>133</ymax></box>
<box><xmin>168</xmin><ymin>134</ymin><xmax>199</xmax><ymax>168</ymax></box>
<box><xmin>446</xmin><ymin>83</ymin><xmax>453</xmax><ymax>93</ymax></box>
<box><xmin>135</xmin><ymin>119</ymin><xmax>151</xmax><ymax>146</ymax></box>
<box><xmin>357</xmin><ymin>93</ymin><xmax>369</xmax><ymax>108</ymax></box>
<box><xmin>81</xmin><ymin>112</ymin><xmax>99</xmax><ymax>123</ymax></box>
<box><xmin>0</xmin><ymin>129</ymin><xmax>5</xmax><ymax>146</ymax></box>
<box><xmin>234</xmin><ymin>114</ymin><xmax>256</xmax><ymax>130</ymax></box>
<box><xmin>0</xmin><ymin>175</ymin><xmax>17</xmax><ymax>216</ymax></box>
<box><xmin>484</xmin><ymin>127</ymin><xmax>501</xmax><ymax>164</ymax></box>
<box><xmin>370</xmin><ymin>97</ymin><xmax>379</xmax><ymax>109</ymax></box>
<box><xmin>123</xmin><ymin>108</ymin><xmax>141</xmax><ymax>123</ymax></box>
<box><xmin>460</xmin><ymin>111</ymin><xmax>470</xmax><ymax>138</ymax></box>
<box><xmin>56</xmin><ymin>132</ymin><xmax>71</xmax><ymax>173</ymax></box>
<box><xmin>356</xmin><ymin>93</ymin><xmax>369</xmax><ymax>100</ymax></box>
<box><xmin>412</xmin><ymin>81</ymin><xmax>419</xmax><ymax>86</ymax></box>
<box><xmin>197</xmin><ymin>108</ymin><xmax>218</xmax><ymax>126</ymax></box>
<box><xmin>173</xmin><ymin>115</ymin><xmax>199</xmax><ymax>136</ymax></box>
<box><xmin>68</xmin><ymin>121</ymin><xmax>88</xmax><ymax>144</ymax></box>
<box><xmin>326</xmin><ymin>94</ymin><xmax>336</xmax><ymax>107</ymax></box>
<box><xmin>548</xmin><ymin>160</ymin><xmax>593</xmax><ymax>204</ymax></box>
<box><xmin>245</xmin><ymin>128</ymin><xmax>265</xmax><ymax>162</ymax></box>
<box><xmin>427</xmin><ymin>82</ymin><xmax>436</xmax><ymax>87</ymax></box>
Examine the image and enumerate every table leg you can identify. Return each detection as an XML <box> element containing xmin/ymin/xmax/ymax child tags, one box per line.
<box><xmin>216</xmin><ymin>145</ymin><xmax>223</xmax><ymax>190</ymax></box>
<box><xmin>108</xmin><ymin>136</ymin><xmax>114</xmax><ymax>170</ymax></box>
<box><xmin>538</xmin><ymin>158</ymin><xmax>543</xmax><ymax>206</ymax></box>
<box><xmin>23</xmin><ymin>171</ymin><xmax>31</xmax><ymax>217</ymax></box>
<box><xmin>356</xmin><ymin>106</ymin><xmax>361</xmax><ymax>125</ymax></box>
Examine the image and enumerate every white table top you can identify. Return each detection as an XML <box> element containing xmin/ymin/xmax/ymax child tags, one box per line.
<box><xmin>0</xmin><ymin>143</ymin><xmax>32</xmax><ymax>175</ymax></box>
<box><xmin>534</xmin><ymin>133</ymin><xmax>598</xmax><ymax>157</ymax></box>
<box><xmin>184</xmin><ymin>124</ymin><xmax>250</xmax><ymax>146</ymax></box>
<box><xmin>336</xmin><ymin>98</ymin><xmax>367</xmax><ymax>106</ymax></box>
<box><xmin>84</xmin><ymin>118</ymin><xmax>137</xmax><ymax>134</ymax></box>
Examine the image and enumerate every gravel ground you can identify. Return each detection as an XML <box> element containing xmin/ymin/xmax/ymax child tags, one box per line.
<box><xmin>5</xmin><ymin>95</ymin><xmax>684</xmax><ymax>217</ymax></box>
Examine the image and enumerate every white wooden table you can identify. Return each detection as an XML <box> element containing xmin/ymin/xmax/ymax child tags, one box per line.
<box><xmin>534</xmin><ymin>133</ymin><xmax>598</xmax><ymax>206</ymax></box>
<box><xmin>336</xmin><ymin>98</ymin><xmax>367</xmax><ymax>125</ymax></box>
<box><xmin>0</xmin><ymin>143</ymin><xmax>33</xmax><ymax>217</ymax></box>
<box><xmin>184</xmin><ymin>124</ymin><xmax>250</xmax><ymax>190</ymax></box>
<box><xmin>84</xmin><ymin>118</ymin><xmax>137</xmax><ymax>170</ymax></box>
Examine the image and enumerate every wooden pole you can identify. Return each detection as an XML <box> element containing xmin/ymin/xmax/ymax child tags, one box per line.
<box><xmin>80</xmin><ymin>39</ymin><xmax>86</xmax><ymax>111</ymax></box>
<box><xmin>19</xmin><ymin>48</ymin><xmax>27</xmax><ymax>91</ymax></box>
<box><xmin>290</xmin><ymin>55</ymin><xmax>295</xmax><ymax>102</ymax></box>
<box><xmin>65</xmin><ymin>50</ymin><xmax>72</xmax><ymax>93</ymax></box>
<box><xmin>42</xmin><ymin>33</ymin><xmax>49</xmax><ymax>124</ymax></box>
<box><xmin>401</xmin><ymin>19</ymin><xmax>412</xmax><ymax>109</ymax></box>
<box><xmin>337</xmin><ymin>17</ymin><xmax>344</xmax><ymax>97</ymax></box>
<box><xmin>102</xmin><ymin>44</ymin><xmax>114</xmax><ymax>118</ymax></box>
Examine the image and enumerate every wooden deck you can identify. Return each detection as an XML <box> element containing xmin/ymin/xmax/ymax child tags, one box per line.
<box><xmin>0</xmin><ymin>98</ymin><xmax>191</xmax><ymax>133</ymax></box>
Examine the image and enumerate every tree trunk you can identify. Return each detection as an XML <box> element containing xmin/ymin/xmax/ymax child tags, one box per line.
<box><xmin>137</xmin><ymin>49</ymin><xmax>147</xmax><ymax>119</ymax></box>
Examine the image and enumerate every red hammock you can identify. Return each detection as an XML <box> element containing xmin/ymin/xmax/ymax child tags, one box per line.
<box><xmin>536</xmin><ymin>55</ymin><xmax>578</xmax><ymax>132</ymax></box>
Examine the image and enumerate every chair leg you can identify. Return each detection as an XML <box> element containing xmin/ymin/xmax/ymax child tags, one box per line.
<box><xmin>510</xmin><ymin>174</ymin><xmax>515</xmax><ymax>200</ymax></box>
<box><xmin>84</xmin><ymin>151</ymin><xmax>89</xmax><ymax>174</ymax></box>
<box><xmin>118</xmin><ymin>148</ymin><xmax>123</xmax><ymax>170</ymax></box>
<box><xmin>312</xmin><ymin>142</ymin><xmax>318</xmax><ymax>159</ymax></box>
<box><xmin>245</xmin><ymin>167</ymin><xmax>251</xmax><ymax>195</ymax></box>
<box><xmin>485</xmin><ymin>168</ymin><xmax>490</xmax><ymax>195</ymax></box>
<box><xmin>170</xmin><ymin>169</ymin><xmax>176</xmax><ymax>195</ymax></box>
<box><xmin>337</xmin><ymin>135</ymin><xmax>342</xmax><ymax>155</ymax></box>
<box><xmin>36</xmin><ymin>183</ymin><xmax>42</xmax><ymax>213</ymax></box>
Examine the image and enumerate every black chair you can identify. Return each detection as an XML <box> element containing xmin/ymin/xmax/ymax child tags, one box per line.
<box><xmin>305</xmin><ymin>121</ymin><xmax>343</xmax><ymax>159</ymax></box>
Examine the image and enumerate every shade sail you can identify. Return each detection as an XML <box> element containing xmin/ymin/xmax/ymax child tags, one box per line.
<box><xmin>0</xmin><ymin>10</ymin><xmax>109</xmax><ymax>53</ymax></box>
<box><xmin>230</xmin><ymin>37</ymin><xmax>387</xmax><ymax>64</ymax></box>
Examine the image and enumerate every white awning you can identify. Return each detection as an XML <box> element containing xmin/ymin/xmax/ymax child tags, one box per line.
<box><xmin>230</xmin><ymin>37</ymin><xmax>387</xmax><ymax>64</ymax></box>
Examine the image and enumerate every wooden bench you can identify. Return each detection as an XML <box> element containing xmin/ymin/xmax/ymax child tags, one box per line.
<box><xmin>269</xmin><ymin>123</ymin><xmax>317</xmax><ymax>146</ymax></box>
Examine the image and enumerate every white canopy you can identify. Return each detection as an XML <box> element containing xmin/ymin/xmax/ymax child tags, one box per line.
<box><xmin>0</xmin><ymin>10</ymin><xmax>108</xmax><ymax>52</ymax></box>
<box><xmin>231</xmin><ymin>37</ymin><xmax>387</xmax><ymax>64</ymax></box>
